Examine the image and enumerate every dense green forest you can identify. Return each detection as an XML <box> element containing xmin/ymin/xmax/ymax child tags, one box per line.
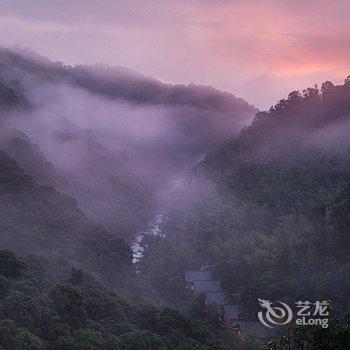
<box><xmin>0</xmin><ymin>48</ymin><xmax>349</xmax><ymax>348</ymax></box>
<box><xmin>0</xmin><ymin>249</ymin><xmax>266</xmax><ymax>350</ymax></box>
<box><xmin>0</xmin><ymin>149</ymin><xmax>133</xmax><ymax>290</ymax></box>
<box><xmin>0</xmin><ymin>54</ymin><xmax>264</xmax><ymax>349</ymax></box>
<box><xmin>140</xmin><ymin>79</ymin><xmax>350</xmax><ymax>319</ymax></box>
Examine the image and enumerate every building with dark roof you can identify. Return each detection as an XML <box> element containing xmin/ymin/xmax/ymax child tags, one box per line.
<box><xmin>192</xmin><ymin>280</ymin><xmax>222</xmax><ymax>293</ymax></box>
<box><xmin>184</xmin><ymin>270</ymin><xmax>212</xmax><ymax>282</ymax></box>
<box><xmin>184</xmin><ymin>269</ymin><xmax>278</xmax><ymax>343</ymax></box>
<box><xmin>224</xmin><ymin>305</ymin><xmax>241</xmax><ymax>320</ymax></box>
<box><xmin>224</xmin><ymin>304</ymin><xmax>242</xmax><ymax>329</ymax></box>
<box><xmin>184</xmin><ymin>270</ymin><xmax>225</xmax><ymax>311</ymax></box>
<box><xmin>204</xmin><ymin>291</ymin><xmax>226</xmax><ymax>306</ymax></box>
<box><xmin>185</xmin><ymin>270</ymin><xmax>214</xmax><ymax>295</ymax></box>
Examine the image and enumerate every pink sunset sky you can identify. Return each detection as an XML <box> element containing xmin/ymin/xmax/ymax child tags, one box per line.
<box><xmin>0</xmin><ymin>0</ymin><xmax>349</xmax><ymax>109</ymax></box>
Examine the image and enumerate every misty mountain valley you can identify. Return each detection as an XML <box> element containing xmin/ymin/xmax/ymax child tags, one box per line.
<box><xmin>0</xmin><ymin>44</ymin><xmax>349</xmax><ymax>350</ymax></box>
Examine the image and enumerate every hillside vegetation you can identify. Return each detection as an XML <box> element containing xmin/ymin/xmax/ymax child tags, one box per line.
<box><xmin>0</xmin><ymin>149</ymin><xmax>132</xmax><ymax>289</ymax></box>
<box><xmin>141</xmin><ymin>79</ymin><xmax>350</xmax><ymax>317</ymax></box>
<box><xmin>0</xmin><ymin>250</ymin><xmax>261</xmax><ymax>350</ymax></box>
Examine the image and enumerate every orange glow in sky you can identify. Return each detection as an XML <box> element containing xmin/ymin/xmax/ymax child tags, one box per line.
<box><xmin>0</xmin><ymin>0</ymin><xmax>349</xmax><ymax>109</ymax></box>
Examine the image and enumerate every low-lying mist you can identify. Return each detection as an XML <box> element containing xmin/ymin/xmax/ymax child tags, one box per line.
<box><xmin>0</xmin><ymin>47</ymin><xmax>257</xmax><ymax>239</ymax></box>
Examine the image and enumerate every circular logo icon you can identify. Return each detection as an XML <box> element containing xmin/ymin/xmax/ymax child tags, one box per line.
<box><xmin>258</xmin><ymin>298</ymin><xmax>293</xmax><ymax>328</ymax></box>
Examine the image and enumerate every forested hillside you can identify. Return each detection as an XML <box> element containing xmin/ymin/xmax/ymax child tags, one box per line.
<box><xmin>0</xmin><ymin>81</ymin><xmax>136</xmax><ymax>290</ymax></box>
<box><xmin>0</xmin><ymin>250</ymin><xmax>249</xmax><ymax>350</ymax></box>
<box><xmin>0</xmin><ymin>149</ymin><xmax>132</xmax><ymax>290</ymax></box>
<box><xmin>0</xmin><ymin>127</ymin><xmax>67</xmax><ymax>189</ymax></box>
<box><xmin>0</xmin><ymin>48</ymin><xmax>256</xmax><ymax>239</ymax></box>
<box><xmin>0</xmin><ymin>47</ymin><xmax>349</xmax><ymax>348</ymax></box>
<box><xmin>140</xmin><ymin>78</ymin><xmax>350</xmax><ymax>317</ymax></box>
<box><xmin>0</xmin><ymin>50</ymin><xmax>267</xmax><ymax>348</ymax></box>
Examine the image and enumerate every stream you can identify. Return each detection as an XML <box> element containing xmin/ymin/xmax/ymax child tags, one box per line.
<box><xmin>131</xmin><ymin>213</ymin><xmax>166</xmax><ymax>264</ymax></box>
